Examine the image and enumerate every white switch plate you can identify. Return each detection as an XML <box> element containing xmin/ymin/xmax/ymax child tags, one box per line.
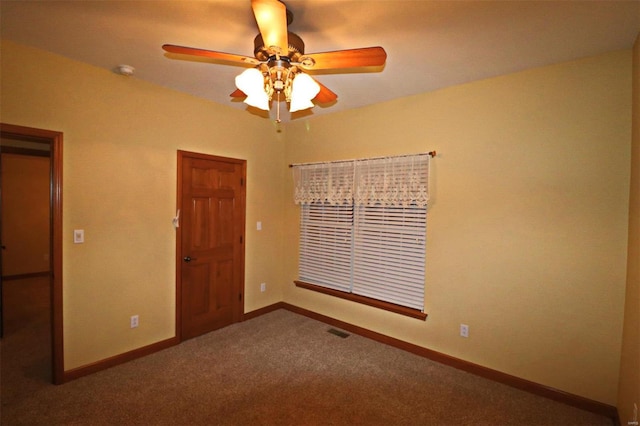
<box><xmin>257</xmin><ymin>221</ymin><xmax>262</xmax><ymax>231</ymax></box>
<box><xmin>73</xmin><ymin>229</ymin><xmax>84</xmax><ymax>244</ymax></box>
<box><xmin>260</xmin><ymin>282</ymin><xmax>266</xmax><ymax>292</ymax></box>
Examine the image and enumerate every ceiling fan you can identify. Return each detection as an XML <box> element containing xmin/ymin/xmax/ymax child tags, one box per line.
<box><xmin>162</xmin><ymin>0</ymin><xmax>387</xmax><ymax>120</ymax></box>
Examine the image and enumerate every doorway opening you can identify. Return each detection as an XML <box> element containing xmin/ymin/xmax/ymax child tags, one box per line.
<box><xmin>0</xmin><ymin>123</ymin><xmax>63</xmax><ymax>385</ymax></box>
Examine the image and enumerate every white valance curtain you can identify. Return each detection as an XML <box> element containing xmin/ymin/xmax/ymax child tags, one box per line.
<box><xmin>293</xmin><ymin>153</ymin><xmax>430</xmax><ymax>207</ymax></box>
<box><xmin>292</xmin><ymin>161</ymin><xmax>354</xmax><ymax>205</ymax></box>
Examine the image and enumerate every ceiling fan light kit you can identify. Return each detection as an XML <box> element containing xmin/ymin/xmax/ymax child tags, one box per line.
<box><xmin>162</xmin><ymin>0</ymin><xmax>387</xmax><ymax>121</ymax></box>
<box><xmin>235</xmin><ymin>68</ymin><xmax>270</xmax><ymax>110</ymax></box>
<box><xmin>236</xmin><ymin>62</ymin><xmax>320</xmax><ymax>113</ymax></box>
<box><xmin>289</xmin><ymin>73</ymin><xmax>320</xmax><ymax>112</ymax></box>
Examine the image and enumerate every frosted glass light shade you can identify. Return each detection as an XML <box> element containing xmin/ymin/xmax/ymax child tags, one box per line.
<box><xmin>289</xmin><ymin>73</ymin><xmax>320</xmax><ymax>112</ymax></box>
<box><xmin>235</xmin><ymin>68</ymin><xmax>269</xmax><ymax>111</ymax></box>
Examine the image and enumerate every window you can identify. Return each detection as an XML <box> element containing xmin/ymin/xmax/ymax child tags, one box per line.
<box><xmin>293</xmin><ymin>154</ymin><xmax>430</xmax><ymax>318</ymax></box>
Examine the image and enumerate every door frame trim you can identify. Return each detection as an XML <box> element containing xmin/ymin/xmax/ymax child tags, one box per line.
<box><xmin>1</xmin><ymin>123</ymin><xmax>64</xmax><ymax>384</ymax></box>
<box><xmin>176</xmin><ymin>150</ymin><xmax>247</xmax><ymax>342</ymax></box>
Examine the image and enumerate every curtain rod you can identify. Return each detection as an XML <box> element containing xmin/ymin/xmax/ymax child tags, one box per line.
<box><xmin>288</xmin><ymin>151</ymin><xmax>436</xmax><ymax>168</ymax></box>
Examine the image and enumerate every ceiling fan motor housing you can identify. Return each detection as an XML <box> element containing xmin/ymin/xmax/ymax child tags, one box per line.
<box><xmin>253</xmin><ymin>31</ymin><xmax>305</xmax><ymax>61</ymax></box>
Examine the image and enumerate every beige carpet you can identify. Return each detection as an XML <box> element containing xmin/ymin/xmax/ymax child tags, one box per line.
<box><xmin>1</xmin><ymin>277</ymin><xmax>614</xmax><ymax>425</ymax></box>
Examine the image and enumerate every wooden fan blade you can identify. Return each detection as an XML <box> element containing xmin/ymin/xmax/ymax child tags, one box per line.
<box><xmin>230</xmin><ymin>89</ymin><xmax>246</xmax><ymax>98</ymax></box>
<box><xmin>313</xmin><ymin>81</ymin><xmax>338</xmax><ymax>104</ymax></box>
<box><xmin>163</xmin><ymin>44</ymin><xmax>259</xmax><ymax>66</ymax></box>
<box><xmin>299</xmin><ymin>47</ymin><xmax>387</xmax><ymax>71</ymax></box>
<box><xmin>251</xmin><ymin>0</ymin><xmax>288</xmax><ymax>56</ymax></box>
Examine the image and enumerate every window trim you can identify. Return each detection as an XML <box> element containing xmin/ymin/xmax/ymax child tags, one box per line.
<box><xmin>294</xmin><ymin>280</ymin><xmax>428</xmax><ymax>321</ymax></box>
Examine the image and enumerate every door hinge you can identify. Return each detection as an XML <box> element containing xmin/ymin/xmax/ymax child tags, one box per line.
<box><xmin>238</xmin><ymin>293</ymin><xmax>242</xmax><ymax>301</ymax></box>
<box><xmin>240</xmin><ymin>235</ymin><xmax>243</xmax><ymax>244</ymax></box>
<box><xmin>240</xmin><ymin>178</ymin><xmax>244</xmax><ymax>186</ymax></box>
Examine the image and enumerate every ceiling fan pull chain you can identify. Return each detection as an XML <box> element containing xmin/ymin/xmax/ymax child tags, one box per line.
<box><xmin>276</xmin><ymin>91</ymin><xmax>282</xmax><ymax>123</ymax></box>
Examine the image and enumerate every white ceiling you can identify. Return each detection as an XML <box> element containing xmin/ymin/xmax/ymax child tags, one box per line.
<box><xmin>2</xmin><ymin>0</ymin><xmax>639</xmax><ymax>122</ymax></box>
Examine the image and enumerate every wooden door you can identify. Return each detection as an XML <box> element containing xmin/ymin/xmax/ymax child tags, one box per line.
<box><xmin>177</xmin><ymin>151</ymin><xmax>246</xmax><ymax>340</ymax></box>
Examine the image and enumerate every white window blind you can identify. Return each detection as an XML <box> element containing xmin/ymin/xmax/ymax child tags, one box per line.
<box><xmin>353</xmin><ymin>204</ymin><xmax>426</xmax><ymax>310</ymax></box>
<box><xmin>293</xmin><ymin>154</ymin><xmax>429</xmax><ymax>312</ymax></box>
<box><xmin>299</xmin><ymin>203</ymin><xmax>353</xmax><ymax>293</ymax></box>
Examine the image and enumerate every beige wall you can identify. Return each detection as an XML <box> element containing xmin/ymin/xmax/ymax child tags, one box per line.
<box><xmin>1</xmin><ymin>38</ymin><xmax>634</xmax><ymax>408</ymax></box>
<box><xmin>283</xmin><ymin>50</ymin><xmax>632</xmax><ymax>405</ymax></box>
<box><xmin>1</xmin><ymin>39</ymin><xmax>286</xmax><ymax>369</ymax></box>
<box><xmin>1</xmin><ymin>153</ymin><xmax>50</xmax><ymax>276</ymax></box>
<box><xmin>618</xmin><ymin>33</ymin><xmax>640</xmax><ymax>425</ymax></box>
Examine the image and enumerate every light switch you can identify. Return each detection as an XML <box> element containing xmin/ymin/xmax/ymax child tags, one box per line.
<box><xmin>257</xmin><ymin>221</ymin><xmax>262</xmax><ymax>231</ymax></box>
<box><xmin>74</xmin><ymin>229</ymin><xmax>84</xmax><ymax>244</ymax></box>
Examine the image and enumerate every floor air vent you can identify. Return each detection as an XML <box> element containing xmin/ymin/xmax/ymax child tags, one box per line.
<box><xmin>327</xmin><ymin>328</ymin><xmax>350</xmax><ymax>338</ymax></box>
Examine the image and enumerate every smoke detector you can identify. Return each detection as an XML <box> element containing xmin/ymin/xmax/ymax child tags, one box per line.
<box><xmin>115</xmin><ymin>64</ymin><xmax>135</xmax><ymax>76</ymax></box>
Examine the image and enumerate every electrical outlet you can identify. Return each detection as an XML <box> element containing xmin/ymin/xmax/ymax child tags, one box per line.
<box><xmin>130</xmin><ymin>315</ymin><xmax>139</xmax><ymax>328</ymax></box>
<box><xmin>260</xmin><ymin>282</ymin><xmax>266</xmax><ymax>292</ymax></box>
<box><xmin>460</xmin><ymin>324</ymin><xmax>469</xmax><ymax>338</ymax></box>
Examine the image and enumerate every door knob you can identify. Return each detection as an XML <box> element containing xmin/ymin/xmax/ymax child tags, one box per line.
<box><xmin>183</xmin><ymin>256</ymin><xmax>195</xmax><ymax>262</ymax></box>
